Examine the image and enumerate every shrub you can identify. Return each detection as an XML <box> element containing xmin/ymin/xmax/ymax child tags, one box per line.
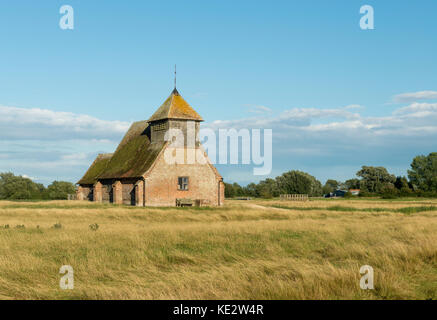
<box><xmin>358</xmin><ymin>190</ymin><xmax>372</xmax><ymax>197</ymax></box>
<box><xmin>52</xmin><ymin>222</ymin><xmax>62</xmax><ymax>229</ymax></box>
<box><xmin>414</xmin><ymin>190</ymin><xmax>437</xmax><ymax>198</ymax></box>
<box><xmin>45</xmin><ymin>181</ymin><xmax>76</xmax><ymax>200</ymax></box>
<box><xmin>0</xmin><ymin>172</ymin><xmax>77</xmax><ymax>200</ymax></box>
<box><xmin>0</xmin><ymin>172</ymin><xmax>45</xmax><ymax>200</ymax></box>
<box><xmin>89</xmin><ymin>223</ymin><xmax>99</xmax><ymax>231</ymax></box>
<box><xmin>381</xmin><ymin>185</ymin><xmax>399</xmax><ymax>199</ymax></box>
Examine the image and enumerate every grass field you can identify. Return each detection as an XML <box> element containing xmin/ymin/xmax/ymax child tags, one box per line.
<box><xmin>0</xmin><ymin>198</ymin><xmax>436</xmax><ymax>300</ymax></box>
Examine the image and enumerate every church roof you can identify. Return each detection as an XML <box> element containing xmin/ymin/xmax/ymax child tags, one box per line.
<box><xmin>77</xmin><ymin>121</ymin><xmax>166</xmax><ymax>184</ymax></box>
<box><xmin>77</xmin><ymin>88</ymin><xmax>204</xmax><ymax>185</ymax></box>
<box><xmin>147</xmin><ymin>89</ymin><xmax>203</xmax><ymax>122</ymax></box>
<box><xmin>97</xmin><ymin>121</ymin><xmax>166</xmax><ymax>180</ymax></box>
<box><xmin>77</xmin><ymin>153</ymin><xmax>113</xmax><ymax>185</ymax></box>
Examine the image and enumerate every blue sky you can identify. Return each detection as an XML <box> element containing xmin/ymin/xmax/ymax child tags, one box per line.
<box><xmin>1</xmin><ymin>0</ymin><xmax>436</xmax><ymax>185</ymax></box>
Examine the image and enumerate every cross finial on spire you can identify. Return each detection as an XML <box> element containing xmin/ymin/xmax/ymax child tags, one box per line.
<box><xmin>174</xmin><ymin>64</ymin><xmax>177</xmax><ymax>89</ymax></box>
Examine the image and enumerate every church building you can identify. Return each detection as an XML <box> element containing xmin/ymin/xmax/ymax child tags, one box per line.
<box><xmin>76</xmin><ymin>88</ymin><xmax>224</xmax><ymax>206</ymax></box>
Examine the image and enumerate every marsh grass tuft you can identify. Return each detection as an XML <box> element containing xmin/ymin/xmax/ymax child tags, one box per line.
<box><xmin>89</xmin><ymin>223</ymin><xmax>99</xmax><ymax>231</ymax></box>
<box><xmin>52</xmin><ymin>222</ymin><xmax>62</xmax><ymax>229</ymax></box>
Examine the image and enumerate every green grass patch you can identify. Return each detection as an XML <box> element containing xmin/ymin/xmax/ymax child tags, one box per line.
<box><xmin>270</xmin><ymin>204</ymin><xmax>437</xmax><ymax>215</ymax></box>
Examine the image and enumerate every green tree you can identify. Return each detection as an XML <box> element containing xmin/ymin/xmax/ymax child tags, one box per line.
<box><xmin>356</xmin><ymin>166</ymin><xmax>396</xmax><ymax>193</ymax></box>
<box><xmin>275</xmin><ymin>170</ymin><xmax>322</xmax><ymax>197</ymax></box>
<box><xmin>394</xmin><ymin>176</ymin><xmax>412</xmax><ymax>195</ymax></box>
<box><xmin>224</xmin><ymin>182</ymin><xmax>235</xmax><ymax>198</ymax></box>
<box><xmin>244</xmin><ymin>183</ymin><xmax>258</xmax><ymax>197</ymax></box>
<box><xmin>381</xmin><ymin>184</ymin><xmax>399</xmax><ymax>199</ymax></box>
<box><xmin>233</xmin><ymin>182</ymin><xmax>245</xmax><ymax>197</ymax></box>
<box><xmin>408</xmin><ymin>152</ymin><xmax>437</xmax><ymax>192</ymax></box>
<box><xmin>256</xmin><ymin>178</ymin><xmax>279</xmax><ymax>198</ymax></box>
<box><xmin>46</xmin><ymin>181</ymin><xmax>76</xmax><ymax>200</ymax></box>
<box><xmin>345</xmin><ymin>178</ymin><xmax>360</xmax><ymax>190</ymax></box>
<box><xmin>0</xmin><ymin>172</ymin><xmax>45</xmax><ymax>200</ymax></box>
<box><xmin>322</xmin><ymin>179</ymin><xmax>339</xmax><ymax>194</ymax></box>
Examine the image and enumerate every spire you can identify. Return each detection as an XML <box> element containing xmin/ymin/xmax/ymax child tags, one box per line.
<box><xmin>174</xmin><ymin>64</ymin><xmax>177</xmax><ymax>90</ymax></box>
<box><xmin>172</xmin><ymin>65</ymin><xmax>179</xmax><ymax>95</ymax></box>
<box><xmin>148</xmin><ymin>88</ymin><xmax>203</xmax><ymax>122</ymax></box>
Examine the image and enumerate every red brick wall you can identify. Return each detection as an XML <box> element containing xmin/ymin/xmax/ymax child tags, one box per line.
<box><xmin>77</xmin><ymin>185</ymin><xmax>92</xmax><ymax>201</ymax></box>
<box><xmin>113</xmin><ymin>181</ymin><xmax>123</xmax><ymax>205</ymax></box>
<box><xmin>219</xmin><ymin>180</ymin><xmax>225</xmax><ymax>206</ymax></box>
<box><xmin>122</xmin><ymin>182</ymin><xmax>135</xmax><ymax>205</ymax></box>
<box><xmin>101</xmin><ymin>183</ymin><xmax>112</xmax><ymax>203</ymax></box>
<box><xmin>93</xmin><ymin>182</ymin><xmax>102</xmax><ymax>203</ymax></box>
<box><xmin>135</xmin><ymin>180</ymin><xmax>144</xmax><ymax>207</ymax></box>
<box><xmin>144</xmin><ymin>146</ymin><xmax>222</xmax><ymax>206</ymax></box>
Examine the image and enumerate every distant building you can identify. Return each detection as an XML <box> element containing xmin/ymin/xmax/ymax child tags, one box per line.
<box><xmin>76</xmin><ymin>88</ymin><xmax>224</xmax><ymax>206</ymax></box>
<box><xmin>325</xmin><ymin>190</ymin><xmax>347</xmax><ymax>198</ymax></box>
<box><xmin>333</xmin><ymin>190</ymin><xmax>347</xmax><ymax>197</ymax></box>
<box><xmin>349</xmin><ymin>189</ymin><xmax>360</xmax><ymax>196</ymax></box>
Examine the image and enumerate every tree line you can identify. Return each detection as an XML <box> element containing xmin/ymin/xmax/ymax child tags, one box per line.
<box><xmin>225</xmin><ymin>152</ymin><xmax>437</xmax><ymax>199</ymax></box>
<box><xmin>0</xmin><ymin>172</ymin><xmax>76</xmax><ymax>200</ymax></box>
<box><xmin>1</xmin><ymin>152</ymin><xmax>436</xmax><ymax>201</ymax></box>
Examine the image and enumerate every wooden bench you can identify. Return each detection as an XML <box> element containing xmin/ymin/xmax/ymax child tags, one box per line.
<box><xmin>176</xmin><ymin>198</ymin><xmax>193</xmax><ymax>207</ymax></box>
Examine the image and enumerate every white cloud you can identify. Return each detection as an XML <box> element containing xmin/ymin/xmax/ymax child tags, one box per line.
<box><xmin>0</xmin><ymin>105</ymin><xmax>131</xmax><ymax>140</ymax></box>
<box><xmin>206</xmin><ymin>101</ymin><xmax>437</xmax><ymax>139</ymax></box>
<box><xmin>21</xmin><ymin>174</ymin><xmax>36</xmax><ymax>181</ymax></box>
<box><xmin>61</xmin><ymin>153</ymin><xmax>89</xmax><ymax>161</ymax></box>
<box><xmin>248</xmin><ymin>105</ymin><xmax>272</xmax><ymax>114</ymax></box>
<box><xmin>0</xmin><ymin>105</ymin><xmax>128</xmax><ymax>184</ymax></box>
<box><xmin>393</xmin><ymin>102</ymin><xmax>437</xmax><ymax>115</ymax></box>
<box><xmin>393</xmin><ymin>91</ymin><xmax>437</xmax><ymax>103</ymax></box>
<box><xmin>208</xmin><ymin>105</ymin><xmax>365</xmax><ymax>131</ymax></box>
<box><xmin>204</xmin><ymin>100</ymin><xmax>437</xmax><ymax>183</ymax></box>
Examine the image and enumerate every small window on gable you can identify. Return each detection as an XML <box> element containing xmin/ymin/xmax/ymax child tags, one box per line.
<box><xmin>178</xmin><ymin>177</ymin><xmax>189</xmax><ymax>191</ymax></box>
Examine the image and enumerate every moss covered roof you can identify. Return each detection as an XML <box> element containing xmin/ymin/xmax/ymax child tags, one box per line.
<box><xmin>77</xmin><ymin>153</ymin><xmax>113</xmax><ymax>185</ymax></box>
<box><xmin>97</xmin><ymin>121</ymin><xmax>166</xmax><ymax>180</ymax></box>
<box><xmin>148</xmin><ymin>89</ymin><xmax>203</xmax><ymax>122</ymax></box>
<box><xmin>78</xmin><ymin>121</ymin><xmax>166</xmax><ymax>184</ymax></box>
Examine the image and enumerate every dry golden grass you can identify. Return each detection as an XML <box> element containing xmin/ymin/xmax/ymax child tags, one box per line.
<box><xmin>0</xmin><ymin>198</ymin><xmax>436</xmax><ymax>300</ymax></box>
